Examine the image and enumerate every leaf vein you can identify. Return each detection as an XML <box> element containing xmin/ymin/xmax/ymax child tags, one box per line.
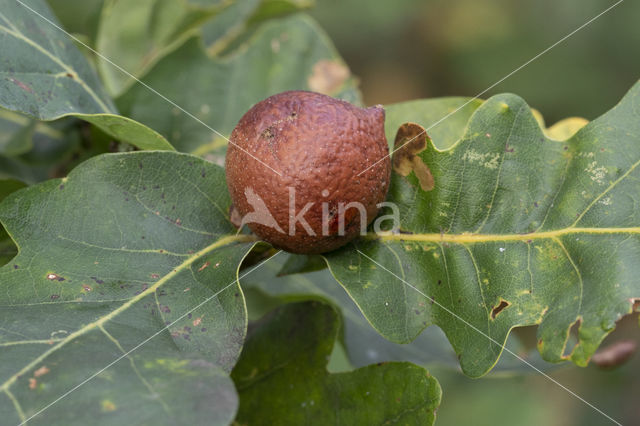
<box><xmin>552</xmin><ymin>237</ymin><xmax>584</xmax><ymax>315</ymax></box>
<box><xmin>0</xmin><ymin>23</ymin><xmax>112</xmax><ymax>114</ymax></box>
<box><xmin>99</xmin><ymin>325</ymin><xmax>171</xmax><ymax>414</ymax></box>
<box><xmin>0</xmin><ymin>234</ymin><xmax>253</xmax><ymax>392</ymax></box>
<box><xmin>474</xmin><ymin>104</ymin><xmax>525</xmax><ymax>233</ymax></box>
<box><xmin>571</xmin><ymin>156</ymin><xmax>640</xmax><ymax>227</ymax></box>
<box><xmin>3</xmin><ymin>388</ymin><xmax>26</xmax><ymax>423</ymax></box>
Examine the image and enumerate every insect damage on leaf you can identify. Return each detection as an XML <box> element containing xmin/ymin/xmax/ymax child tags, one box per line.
<box><xmin>46</xmin><ymin>273</ymin><xmax>65</xmax><ymax>281</ymax></box>
<box><xmin>0</xmin><ymin>152</ymin><xmax>257</xmax><ymax>424</ymax></box>
<box><xmin>392</xmin><ymin>122</ymin><xmax>435</xmax><ymax>191</ymax></box>
<box><xmin>324</xmin><ymin>81</ymin><xmax>640</xmax><ymax>378</ymax></box>
<box><xmin>491</xmin><ymin>299</ymin><xmax>510</xmax><ymax>319</ymax></box>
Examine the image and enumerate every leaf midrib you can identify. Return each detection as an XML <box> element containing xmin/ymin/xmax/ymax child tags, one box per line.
<box><xmin>0</xmin><ymin>233</ymin><xmax>256</xmax><ymax>392</ymax></box>
<box><xmin>368</xmin><ymin>227</ymin><xmax>640</xmax><ymax>244</ymax></box>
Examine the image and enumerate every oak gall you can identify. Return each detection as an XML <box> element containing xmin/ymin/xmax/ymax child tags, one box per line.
<box><xmin>225</xmin><ymin>91</ymin><xmax>390</xmax><ymax>254</ymax></box>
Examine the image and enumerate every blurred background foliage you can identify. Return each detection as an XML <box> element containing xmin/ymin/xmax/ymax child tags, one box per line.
<box><xmin>431</xmin><ymin>314</ymin><xmax>639</xmax><ymax>426</ymax></box>
<box><xmin>251</xmin><ymin>254</ymin><xmax>639</xmax><ymax>426</ymax></box>
<box><xmin>311</xmin><ymin>0</ymin><xmax>638</xmax><ymax>123</ymax></box>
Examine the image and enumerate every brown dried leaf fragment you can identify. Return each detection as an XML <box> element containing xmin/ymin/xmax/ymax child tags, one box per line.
<box><xmin>591</xmin><ymin>340</ymin><xmax>636</xmax><ymax>369</ymax></box>
<box><xmin>393</xmin><ymin>122</ymin><xmax>434</xmax><ymax>191</ymax></box>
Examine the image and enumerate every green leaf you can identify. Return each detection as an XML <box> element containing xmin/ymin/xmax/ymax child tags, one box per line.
<box><xmin>0</xmin><ymin>151</ymin><xmax>258</xmax><ymax>423</ymax></box>
<box><xmin>246</xmin><ymin>255</ymin><xmax>464</xmax><ymax>370</ymax></box>
<box><xmin>276</xmin><ymin>253</ymin><xmax>326</xmax><ymax>275</ymax></box>
<box><xmin>95</xmin><ymin>0</ymin><xmax>313</xmax><ymax>94</ymax></box>
<box><xmin>0</xmin><ymin>0</ymin><xmax>174</xmax><ymax>151</ymax></box>
<box><xmin>247</xmin><ymin>0</ymin><xmax>313</xmax><ymax>23</ymax></box>
<box><xmin>95</xmin><ymin>0</ymin><xmax>225</xmax><ymax>97</ymax></box>
<box><xmin>202</xmin><ymin>0</ymin><xmax>312</xmax><ymax>55</ymax></box>
<box><xmin>324</xmin><ymin>81</ymin><xmax>640</xmax><ymax>377</ymax></box>
<box><xmin>47</xmin><ymin>0</ymin><xmax>104</xmax><ymax>43</ymax></box>
<box><xmin>0</xmin><ymin>0</ymin><xmax>114</xmax><ymax>116</ymax></box>
<box><xmin>0</xmin><ymin>108</ymin><xmax>36</xmax><ymax>156</ymax></box>
<box><xmin>76</xmin><ymin>114</ymin><xmax>174</xmax><ymax>150</ymax></box>
<box><xmin>245</xmin><ymin>253</ymin><xmax>552</xmax><ymax>374</ymax></box>
<box><xmin>187</xmin><ymin>0</ymin><xmax>227</xmax><ymax>7</ymax></box>
<box><xmin>118</xmin><ymin>14</ymin><xmax>361</xmax><ymax>156</ymax></box>
<box><xmin>232</xmin><ymin>300</ymin><xmax>442</xmax><ymax>425</ymax></box>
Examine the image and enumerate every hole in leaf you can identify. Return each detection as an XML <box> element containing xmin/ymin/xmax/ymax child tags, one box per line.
<box><xmin>562</xmin><ymin>317</ymin><xmax>582</xmax><ymax>358</ymax></box>
<box><xmin>511</xmin><ymin>325</ymin><xmax>539</xmax><ymax>353</ymax></box>
<box><xmin>0</xmin><ymin>224</ymin><xmax>18</xmax><ymax>268</ymax></box>
<box><xmin>589</xmin><ymin>309</ymin><xmax>639</xmax><ymax>368</ymax></box>
<box><xmin>491</xmin><ymin>299</ymin><xmax>510</xmax><ymax>319</ymax></box>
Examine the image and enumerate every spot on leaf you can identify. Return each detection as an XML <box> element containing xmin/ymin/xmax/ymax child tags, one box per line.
<box><xmin>101</xmin><ymin>399</ymin><xmax>117</xmax><ymax>412</ymax></box>
<box><xmin>46</xmin><ymin>273</ymin><xmax>65</xmax><ymax>282</ymax></box>
<box><xmin>34</xmin><ymin>365</ymin><xmax>50</xmax><ymax>377</ymax></box>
